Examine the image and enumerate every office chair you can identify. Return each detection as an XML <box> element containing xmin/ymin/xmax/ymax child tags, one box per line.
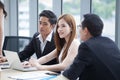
<box><xmin>2</xmin><ymin>36</ymin><xmax>32</xmax><ymax>55</ymax></box>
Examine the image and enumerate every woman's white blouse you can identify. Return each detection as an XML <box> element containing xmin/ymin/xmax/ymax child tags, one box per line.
<box><xmin>58</xmin><ymin>39</ymin><xmax>80</xmax><ymax>71</ymax></box>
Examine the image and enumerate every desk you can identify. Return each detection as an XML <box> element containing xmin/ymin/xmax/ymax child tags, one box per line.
<box><xmin>0</xmin><ymin>69</ymin><xmax>54</xmax><ymax>80</ymax></box>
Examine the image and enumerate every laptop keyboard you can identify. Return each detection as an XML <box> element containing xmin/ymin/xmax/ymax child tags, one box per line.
<box><xmin>0</xmin><ymin>62</ymin><xmax>10</xmax><ymax>69</ymax></box>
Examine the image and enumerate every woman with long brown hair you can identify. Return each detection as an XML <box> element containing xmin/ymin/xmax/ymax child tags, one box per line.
<box><xmin>0</xmin><ymin>1</ymin><xmax>7</xmax><ymax>63</ymax></box>
<box><xmin>29</xmin><ymin>14</ymin><xmax>80</xmax><ymax>72</ymax></box>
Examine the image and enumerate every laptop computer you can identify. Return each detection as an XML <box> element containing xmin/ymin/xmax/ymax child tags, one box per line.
<box><xmin>0</xmin><ymin>62</ymin><xmax>10</xmax><ymax>69</ymax></box>
<box><xmin>3</xmin><ymin>50</ymin><xmax>37</xmax><ymax>71</ymax></box>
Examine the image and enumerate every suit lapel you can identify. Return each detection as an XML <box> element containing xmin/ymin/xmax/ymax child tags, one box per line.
<box><xmin>36</xmin><ymin>38</ymin><xmax>42</xmax><ymax>57</ymax></box>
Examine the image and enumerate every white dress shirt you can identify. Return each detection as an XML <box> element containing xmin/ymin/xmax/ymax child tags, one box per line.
<box><xmin>36</xmin><ymin>31</ymin><xmax>53</xmax><ymax>53</ymax></box>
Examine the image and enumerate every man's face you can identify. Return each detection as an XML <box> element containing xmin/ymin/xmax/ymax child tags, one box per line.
<box><xmin>38</xmin><ymin>16</ymin><xmax>53</xmax><ymax>37</ymax></box>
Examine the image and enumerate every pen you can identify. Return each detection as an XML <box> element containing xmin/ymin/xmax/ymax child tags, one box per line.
<box><xmin>45</xmin><ymin>72</ymin><xmax>59</xmax><ymax>76</ymax></box>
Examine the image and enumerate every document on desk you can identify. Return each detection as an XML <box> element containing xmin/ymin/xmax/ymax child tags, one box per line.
<box><xmin>8</xmin><ymin>72</ymin><xmax>57</xmax><ymax>80</ymax></box>
<box><xmin>0</xmin><ymin>67</ymin><xmax>1</xmax><ymax>71</ymax></box>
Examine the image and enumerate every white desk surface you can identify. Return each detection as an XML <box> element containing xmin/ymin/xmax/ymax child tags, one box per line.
<box><xmin>0</xmin><ymin>69</ymin><xmax>54</xmax><ymax>80</ymax></box>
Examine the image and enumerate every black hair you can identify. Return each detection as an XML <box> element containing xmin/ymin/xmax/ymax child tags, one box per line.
<box><xmin>39</xmin><ymin>10</ymin><xmax>57</xmax><ymax>25</ymax></box>
<box><xmin>0</xmin><ymin>1</ymin><xmax>7</xmax><ymax>17</ymax></box>
<box><xmin>82</xmin><ymin>13</ymin><xmax>103</xmax><ymax>37</ymax></box>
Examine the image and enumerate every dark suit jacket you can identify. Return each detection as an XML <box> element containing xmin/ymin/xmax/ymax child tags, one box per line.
<box><xmin>18</xmin><ymin>32</ymin><xmax>57</xmax><ymax>65</ymax></box>
<box><xmin>63</xmin><ymin>36</ymin><xmax>120</xmax><ymax>80</ymax></box>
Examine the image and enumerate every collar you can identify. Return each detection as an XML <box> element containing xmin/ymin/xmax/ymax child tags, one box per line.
<box><xmin>36</xmin><ymin>30</ymin><xmax>53</xmax><ymax>42</ymax></box>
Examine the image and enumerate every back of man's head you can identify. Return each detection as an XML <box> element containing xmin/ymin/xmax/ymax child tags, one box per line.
<box><xmin>39</xmin><ymin>10</ymin><xmax>57</xmax><ymax>25</ymax></box>
<box><xmin>82</xmin><ymin>13</ymin><xmax>103</xmax><ymax>37</ymax></box>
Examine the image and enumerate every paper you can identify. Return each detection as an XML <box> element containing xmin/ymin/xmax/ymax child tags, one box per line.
<box><xmin>0</xmin><ymin>67</ymin><xmax>1</xmax><ymax>71</ymax></box>
<box><xmin>8</xmin><ymin>72</ymin><xmax>57</xmax><ymax>80</ymax></box>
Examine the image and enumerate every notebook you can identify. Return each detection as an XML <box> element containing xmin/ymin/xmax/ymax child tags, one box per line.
<box><xmin>8</xmin><ymin>72</ymin><xmax>57</xmax><ymax>80</ymax></box>
<box><xmin>3</xmin><ymin>50</ymin><xmax>37</xmax><ymax>71</ymax></box>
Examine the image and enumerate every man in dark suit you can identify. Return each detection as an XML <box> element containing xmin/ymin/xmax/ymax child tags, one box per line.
<box><xmin>52</xmin><ymin>14</ymin><xmax>120</xmax><ymax>80</ymax></box>
<box><xmin>0</xmin><ymin>10</ymin><xmax>57</xmax><ymax>65</ymax></box>
<box><xmin>18</xmin><ymin>10</ymin><xmax>57</xmax><ymax>65</ymax></box>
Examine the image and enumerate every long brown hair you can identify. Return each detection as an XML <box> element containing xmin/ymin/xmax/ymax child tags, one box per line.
<box><xmin>54</xmin><ymin>14</ymin><xmax>76</xmax><ymax>61</ymax></box>
<box><xmin>0</xmin><ymin>1</ymin><xmax>7</xmax><ymax>17</ymax></box>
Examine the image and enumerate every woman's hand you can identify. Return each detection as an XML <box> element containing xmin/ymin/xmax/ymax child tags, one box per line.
<box><xmin>29</xmin><ymin>58</ymin><xmax>39</xmax><ymax>67</ymax></box>
<box><xmin>29</xmin><ymin>58</ymin><xmax>43</xmax><ymax>70</ymax></box>
<box><xmin>22</xmin><ymin>61</ymin><xmax>31</xmax><ymax>68</ymax></box>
